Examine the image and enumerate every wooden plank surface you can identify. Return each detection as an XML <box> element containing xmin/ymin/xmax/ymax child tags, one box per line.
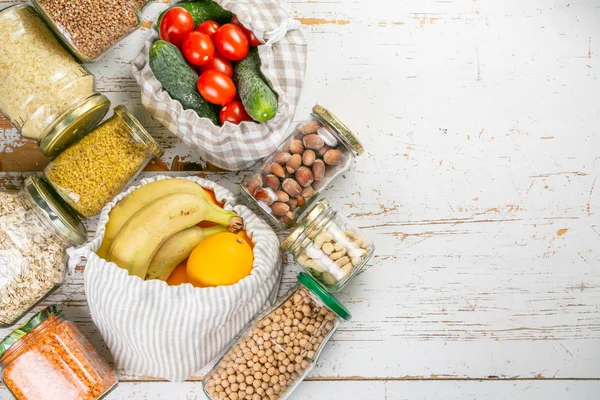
<box><xmin>1</xmin><ymin>0</ymin><xmax>600</xmax><ymax>398</ymax></box>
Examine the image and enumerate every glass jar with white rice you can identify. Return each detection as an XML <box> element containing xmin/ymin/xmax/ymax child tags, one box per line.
<box><xmin>0</xmin><ymin>4</ymin><xmax>110</xmax><ymax>157</ymax></box>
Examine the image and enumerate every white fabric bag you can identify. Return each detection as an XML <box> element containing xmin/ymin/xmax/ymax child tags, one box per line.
<box><xmin>67</xmin><ymin>176</ymin><xmax>282</xmax><ymax>381</ymax></box>
<box><xmin>132</xmin><ymin>0</ymin><xmax>307</xmax><ymax>171</ymax></box>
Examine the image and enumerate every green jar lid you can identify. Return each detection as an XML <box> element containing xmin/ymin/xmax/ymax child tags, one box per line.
<box><xmin>0</xmin><ymin>305</ymin><xmax>61</xmax><ymax>358</ymax></box>
<box><xmin>297</xmin><ymin>273</ymin><xmax>351</xmax><ymax>321</ymax></box>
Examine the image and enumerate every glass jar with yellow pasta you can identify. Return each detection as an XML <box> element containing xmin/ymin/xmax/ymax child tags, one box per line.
<box><xmin>0</xmin><ymin>5</ymin><xmax>110</xmax><ymax>157</ymax></box>
<box><xmin>44</xmin><ymin>106</ymin><xmax>163</xmax><ymax>218</ymax></box>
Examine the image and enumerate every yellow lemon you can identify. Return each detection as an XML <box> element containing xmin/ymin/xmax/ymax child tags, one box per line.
<box><xmin>187</xmin><ymin>232</ymin><xmax>253</xmax><ymax>287</ymax></box>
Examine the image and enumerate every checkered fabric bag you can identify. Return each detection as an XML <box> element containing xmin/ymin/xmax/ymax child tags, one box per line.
<box><xmin>132</xmin><ymin>0</ymin><xmax>307</xmax><ymax>171</ymax></box>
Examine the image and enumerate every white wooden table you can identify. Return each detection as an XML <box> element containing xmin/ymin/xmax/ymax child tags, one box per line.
<box><xmin>1</xmin><ymin>0</ymin><xmax>600</xmax><ymax>398</ymax></box>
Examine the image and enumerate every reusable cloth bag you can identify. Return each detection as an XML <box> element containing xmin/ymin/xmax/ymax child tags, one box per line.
<box><xmin>67</xmin><ymin>176</ymin><xmax>282</xmax><ymax>381</ymax></box>
<box><xmin>132</xmin><ymin>0</ymin><xmax>307</xmax><ymax>171</ymax></box>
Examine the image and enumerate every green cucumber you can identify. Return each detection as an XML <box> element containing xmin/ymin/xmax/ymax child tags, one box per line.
<box><xmin>149</xmin><ymin>40</ymin><xmax>220</xmax><ymax>125</ymax></box>
<box><xmin>233</xmin><ymin>48</ymin><xmax>278</xmax><ymax>123</ymax></box>
<box><xmin>156</xmin><ymin>1</ymin><xmax>233</xmax><ymax>29</ymax></box>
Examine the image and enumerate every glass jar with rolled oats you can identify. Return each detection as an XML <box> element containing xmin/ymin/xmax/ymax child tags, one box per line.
<box><xmin>0</xmin><ymin>176</ymin><xmax>87</xmax><ymax>327</ymax></box>
<box><xmin>281</xmin><ymin>199</ymin><xmax>375</xmax><ymax>292</ymax></box>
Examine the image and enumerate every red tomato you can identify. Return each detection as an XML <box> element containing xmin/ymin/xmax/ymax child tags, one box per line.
<box><xmin>159</xmin><ymin>7</ymin><xmax>194</xmax><ymax>49</ymax></box>
<box><xmin>197</xmin><ymin>70</ymin><xmax>236</xmax><ymax>105</ymax></box>
<box><xmin>196</xmin><ymin>20</ymin><xmax>220</xmax><ymax>38</ymax></box>
<box><xmin>182</xmin><ymin>31</ymin><xmax>215</xmax><ymax>66</ymax></box>
<box><xmin>230</xmin><ymin>15</ymin><xmax>261</xmax><ymax>46</ymax></box>
<box><xmin>213</xmin><ymin>24</ymin><xmax>249</xmax><ymax>61</ymax></box>
<box><xmin>199</xmin><ymin>51</ymin><xmax>233</xmax><ymax>77</ymax></box>
<box><xmin>220</xmin><ymin>100</ymin><xmax>252</xmax><ymax>125</ymax></box>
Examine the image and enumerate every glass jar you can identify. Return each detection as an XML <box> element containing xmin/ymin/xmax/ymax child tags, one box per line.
<box><xmin>0</xmin><ymin>176</ymin><xmax>87</xmax><ymax>327</ymax></box>
<box><xmin>0</xmin><ymin>305</ymin><xmax>118</xmax><ymax>400</ymax></box>
<box><xmin>281</xmin><ymin>199</ymin><xmax>375</xmax><ymax>292</ymax></box>
<box><xmin>203</xmin><ymin>273</ymin><xmax>351</xmax><ymax>400</ymax></box>
<box><xmin>0</xmin><ymin>5</ymin><xmax>111</xmax><ymax>157</ymax></box>
<box><xmin>32</xmin><ymin>0</ymin><xmax>142</xmax><ymax>62</ymax></box>
<box><xmin>44</xmin><ymin>105</ymin><xmax>163</xmax><ymax>218</ymax></box>
<box><xmin>241</xmin><ymin>105</ymin><xmax>364</xmax><ymax>229</ymax></box>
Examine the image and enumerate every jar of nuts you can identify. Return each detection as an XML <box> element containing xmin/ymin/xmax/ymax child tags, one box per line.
<box><xmin>203</xmin><ymin>273</ymin><xmax>351</xmax><ymax>400</ymax></box>
<box><xmin>241</xmin><ymin>105</ymin><xmax>364</xmax><ymax>229</ymax></box>
<box><xmin>281</xmin><ymin>199</ymin><xmax>374</xmax><ymax>292</ymax></box>
<box><xmin>31</xmin><ymin>0</ymin><xmax>142</xmax><ymax>62</ymax></box>
<box><xmin>44</xmin><ymin>105</ymin><xmax>163</xmax><ymax>218</ymax></box>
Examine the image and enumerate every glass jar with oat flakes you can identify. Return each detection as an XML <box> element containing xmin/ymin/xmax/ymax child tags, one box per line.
<box><xmin>44</xmin><ymin>105</ymin><xmax>163</xmax><ymax>218</ymax></box>
<box><xmin>241</xmin><ymin>105</ymin><xmax>365</xmax><ymax>229</ymax></box>
<box><xmin>0</xmin><ymin>305</ymin><xmax>118</xmax><ymax>400</ymax></box>
<box><xmin>31</xmin><ymin>0</ymin><xmax>143</xmax><ymax>62</ymax></box>
<box><xmin>203</xmin><ymin>273</ymin><xmax>351</xmax><ymax>400</ymax></box>
<box><xmin>281</xmin><ymin>199</ymin><xmax>375</xmax><ymax>292</ymax></box>
<box><xmin>0</xmin><ymin>5</ymin><xmax>111</xmax><ymax>157</ymax></box>
<box><xmin>0</xmin><ymin>176</ymin><xmax>87</xmax><ymax>327</ymax></box>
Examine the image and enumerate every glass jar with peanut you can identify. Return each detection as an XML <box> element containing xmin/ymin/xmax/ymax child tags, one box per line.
<box><xmin>281</xmin><ymin>199</ymin><xmax>375</xmax><ymax>292</ymax></box>
<box><xmin>241</xmin><ymin>105</ymin><xmax>365</xmax><ymax>229</ymax></box>
<box><xmin>203</xmin><ymin>273</ymin><xmax>351</xmax><ymax>400</ymax></box>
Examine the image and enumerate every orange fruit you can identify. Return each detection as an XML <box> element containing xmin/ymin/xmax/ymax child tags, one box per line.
<box><xmin>187</xmin><ymin>232</ymin><xmax>253</xmax><ymax>287</ymax></box>
<box><xmin>166</xmin><ymin>260</ymin><xmax>189</xmax><ymax>286</ymax></box>
<box><xmin>198</xmin><ymin>188</ymin><xmax>224</xmax><ymax>228</ymax></box>
<box><xmin>236</xmin><ymin>230</ymin><xmax>254</xmax><ymax>249</ymax></box>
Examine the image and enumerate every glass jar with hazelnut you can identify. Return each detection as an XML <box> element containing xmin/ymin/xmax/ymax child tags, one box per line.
<box><xmin>281</xmin><ymin>199</ymin><xmax>375</xmax><ymax>292</ymax></box>
<box><xmin>241</xmin><ymin>105</ymin><xmax>364</xmax><ymax>229</ymax></box>
<box><xmin>203</xmin><ymin>273</ymin><xmax>351</xmax><ymax>400</ymax></box>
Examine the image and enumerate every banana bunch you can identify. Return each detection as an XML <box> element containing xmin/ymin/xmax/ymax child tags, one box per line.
<box><xmin>98</xmin><ymin>179</ymin><xmax>244</xmax><ymax>280</ymax></box>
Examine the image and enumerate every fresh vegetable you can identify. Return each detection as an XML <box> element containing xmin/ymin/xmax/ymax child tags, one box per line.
<box><xmin>230</xmin><ymin>15</ymin><xmax>261</xmax><ymax>46</ymax></box>
<box><xmin>186</xmin><ymin>232</ymin><xmax>253</xmax><ymax>287</ymax></box>
<box><xmin>146</xmin><ymin>225</ymin><xmax>227</xmax><ymax>281</ymax></box>
<box><xmin>159</xmin><ymin>7</ymin><xmax>195</xmax><ymax>49</ymax></box>
<box><xmin>213</xmin><ymin>24</ymin><xmax>249</xmax><ymax>61</ymax></box>
<box><xmin>156</xmin><ymin>1</ymin><xmax>233</xmax><ymax>30</ymax></box>
<box><xmin>197</xmin><ymin>70</ymin><xmax>236</xmax><ymax>105</ymax></box>
<box><xmin>182</xmin><ymin>31</ymin><xmax>214</xmax><ymax>66</ymax></box>
<box><xmin>233</xmin><ymin>47</ymin><xmax>278</xmax><ymax>122</ymax></box>
<box><xmin>220</xmin><ymin>100</ymin><xmax>252</xmax><ymax>125</ymax></box>
<box><xmin>199</xmin><ymin>51</ymin><xmax>233</xmax><ymax>77</ymax></box>
<box><xmin>166</xmin><ymin>261</ymin><xmax>189</xmax><ymax>286</ymax></box>
<box><xmin>108</xmin><ymin>191</ymin><xmax>243</xmax><ymax>279</ymax></box>
<box><xmin>196</xmin><ymin>20</ymin><xmax>220</xmax><ymax>38</ymax></box>
<box><xmin>149</xmin><ymin>40</ymin><xmax>219</xmax><ymax>125</ymax></box>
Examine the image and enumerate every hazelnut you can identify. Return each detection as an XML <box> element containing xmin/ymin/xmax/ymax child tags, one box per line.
<box><xmin>280</xmin><ymin>211</ymin><xmax>295</xmax><ymax>226</ymax></box>
<box><xmin>317</xmin><ymin>144</ymin><xmax>330</xmax><ymax>157</ymax></box>
<box><xmin>296</xmin><ymin>196</ymin><xmax>306</xmax><ymax>207</ymax></box>
<box><xmin>286</xmin><ymin>154</ymin><xmax>302</xmax><ymax>173</ymax></box>
<box><xmin>281</xmin><ymin>179</ymin><xmax>302</xmax><ymax>197</ymax></box>
<box><xmin>301</xmin><ymin>120</ymin><xmax>320</xmax><ymax>135</ymax></box>
<box><xmin>271</xmin><ymin>163</ymin><xmax>286</xmax><ymax>178</ymax></box>
<box><xmin>301</xmin><ymin>185</ymin><xmax>315</xmax><ymax>199</ymax></box>
<box><xmin>254</xmin><ymin>188</ymin><xmax>274</xmax><ymax>206</ymax></box>
<box><xmin>302</xmin><ymin>134</ymin><xmax>324</xmax><ymax>151</ymax></box>
<box><xmin>323</xmin><ymin>149</ymin><xmax>345</xmax><ymax>165</ymax></box>
<box><xmin>245</xmin><ymin>174</ymin><xmax>263</xmax><ymax>195</ymax></box>
<box><xmin>275</xmin><ymin>190</ymin><xmax>289</xmax><ymax>203</ymax></box>
<box><xmin>301</xmin><ymin>150</ymin><xmax>316</xmax><ymax>166</ymax></box>
<box><xmin>287</xmin><ymin>198</ymin><xmax>298</xmax><ymax>211</ymax></box>
<box><xmin>272</xmin><ymin>152</ymin><xmax>291</xmax><ymax>165</ymax></box>
<box><xmin>271</xmin><ymin>202</ymin><xmax>290</xmax><ymax>217</ymax></box>
<box><xmin>295</xmin><ymin>167</ymin><xmax>314</xmax><ymax>187</ymax></box>
<box><xmin>312</xmin><ymin>159</ymin><xmax>325</xmax><ymax>181</ymax></box>
<box><xmin>290</xmin><ymin>139</ymin><xmax>304</xmax><ymax>154</ymax></box>
<box><xmin>261</xmin><ymin>163</ymin><xmax>273</xmax><ymax>176</ymax></box>
<box><xmin>264</xmin><ymin>174</ymin><xmax>280</xmax><ymax>191</ymax></box>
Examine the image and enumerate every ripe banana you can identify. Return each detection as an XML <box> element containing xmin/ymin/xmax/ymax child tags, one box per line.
<box><xmin>146</xmin><ymin>225</ymin><xmax>227</xmax><ymax>281</ymax></box>
<box><xmin>97</xmin><ymin>178</ymin><xmax>223</xmax><ymax>259</ymax></box>
<box><xmin>108</xmin><ymin>192</ymin><xmax>240</xmax><ymax>278</ymax></box>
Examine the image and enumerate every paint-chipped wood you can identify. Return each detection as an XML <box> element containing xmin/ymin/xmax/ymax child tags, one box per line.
<box><xmin>0</xmin><ymin>0</ymin><xmax>599</xmax><ymax>398</ymax></box>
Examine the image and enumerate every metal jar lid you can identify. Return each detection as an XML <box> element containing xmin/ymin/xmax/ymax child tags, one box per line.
<box><xmin>311</xmin><ymin>105</ymin><xmax>364</xmax><ymax>156</ymax></box>
<box><xmin>297</xmin><ymin>273</ymin><xmax>351</xmax><ymax>321</ymax></box>
<box><xmin>281</xmin><ymin>199</ymin><xmax>330</xmax><ymax>251</ymax></box>
<box><xmin>38</xmin><ymin>94</ymin><xmax>111</xmax><ymax>157</ymax></box>
<box><xmin>0</xmin><ymin>305</ymin><xmax>61</xmax><ymax>358</ymax></box>
<box><xmin>24</xmin><ymin>176</ymin><xmax>87</xmax><ymax>245</ymax></box>
<box><xmin>114</xmin><ymin>105</ymin><xmax>164</xmax><ymax>159</ymax></box>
